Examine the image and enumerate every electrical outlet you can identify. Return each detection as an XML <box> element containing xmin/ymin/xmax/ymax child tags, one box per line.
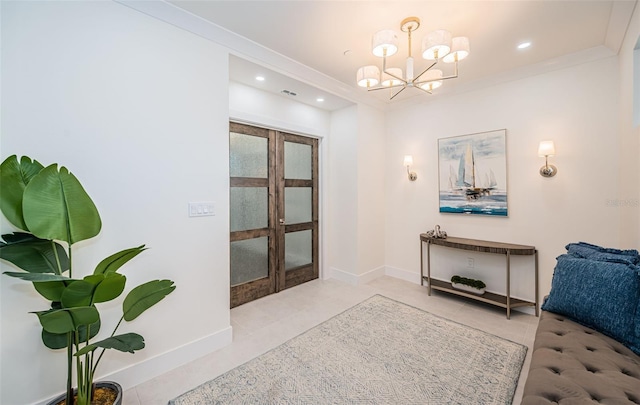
<box><xmin>467</xmin><ymin>258</ymin><xmax>474</xmax><ymax>268</ymax></box>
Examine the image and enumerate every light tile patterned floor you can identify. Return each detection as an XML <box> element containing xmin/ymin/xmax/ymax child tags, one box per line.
<box><xmin>124</xmin><ymin>276</ymin><xmax>539</xmax><ymax>405</ymax></box>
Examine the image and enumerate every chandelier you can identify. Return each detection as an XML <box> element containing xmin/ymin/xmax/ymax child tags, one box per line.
<box><xmin>356</xmin><ymin>17</ymin><xmax>470</xmax><ymax>100</ymax></box>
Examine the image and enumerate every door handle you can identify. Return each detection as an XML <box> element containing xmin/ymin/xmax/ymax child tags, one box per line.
<box><xmin>279</xmin><ymin>218</ymin><xmax>285</xmax><ymax>225</ymax></box>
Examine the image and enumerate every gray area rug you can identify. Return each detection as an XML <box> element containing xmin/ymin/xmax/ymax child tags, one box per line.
<box><xmin>170</xmin><ymin>295</ymin><xmax>527</xmax><ymax>404</ymax></box>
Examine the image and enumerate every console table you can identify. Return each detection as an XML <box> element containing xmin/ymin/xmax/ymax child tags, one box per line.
<box><xmin>420</xmin><ymin>235</ymin><xmax>539</xmax><ymax>319</ymax></box>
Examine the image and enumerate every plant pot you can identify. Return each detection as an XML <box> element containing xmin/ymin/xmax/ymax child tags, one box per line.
<box><xmin>451</xmin><ymin>282</ymin><xmax>485</xmax><ymax>295</ymax></box>
<box><xmin>47</xmin><ymin>381</ymin><xmax>122</xmax><ymax>405</ymax></box>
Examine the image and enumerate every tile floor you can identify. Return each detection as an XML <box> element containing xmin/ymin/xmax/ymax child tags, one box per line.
<box><xmin>124</xmin><ymin>276</ymin><xmax>539</xmax><ymax>404</ymax></box>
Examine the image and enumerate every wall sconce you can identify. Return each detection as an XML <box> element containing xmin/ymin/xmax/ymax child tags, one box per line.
<box><xmin>538</xmin><ymin>141</ymin><xmax>557</xmax><ymax>177</ymax></box>
<box><xmin>403</xmin><ymin>155</ymin><xmax>417</xmax><ymax>181</ymax></box>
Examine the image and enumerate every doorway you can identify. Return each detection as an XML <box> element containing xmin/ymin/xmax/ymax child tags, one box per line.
<box><xmin>229</xmin><ymin>122</ymin><xmax>319</xmax><ymax>308</ymax></box>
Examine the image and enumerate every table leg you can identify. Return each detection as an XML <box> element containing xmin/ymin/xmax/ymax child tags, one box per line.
<box><xmin>506</xmin><ymin>250</ymin><xmax>511</xmax><ymax>320</ymax></box>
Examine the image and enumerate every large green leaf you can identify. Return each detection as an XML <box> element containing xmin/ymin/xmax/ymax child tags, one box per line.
<box><xmin>33</xmin><ymin>306</ymin><xmax>99</xmax><ymax>334</ymax></box>
<box><xmin>0</xmin><ymin>155</ymin><xmax>44</xmax><ymax>230</ymax></box>
<box><xmin>34</xmin><ymin>280</ymin><xmax>68</xmax><ymax>301</ymax></box>
<box><xmin>123</xmin><ymin>279</ymin><xmax>176</xmax><ymax>322</ymax></box>
<box><xmin>23</xmin><ymin>164</ymin><xmax>101</xmax><ymax>245</ymax></box>
<box><xmin>42</xmin><ymin>317</ymin><xmax>102</xmax><ymax>349</ymax></box>
<box><xmin>0</xmin><ymin>233</ymin><xmax>69</xmax><ymax>274</ymax></box>
<box><xmin>94</xmin><ymin>246</ymin><xmax>146</xmax><ymax>275</ymax></box>
<box><xmin>3</xmin><ymin>272</ymin><xmax>72</xmax><ymax>282</ymax></box>
<box><xmin>92</xmin><ymin>273</ymin><xmax>126</xmax><ymax>303</ymax></box>
<box><xmin>75</xmin><ymin>332</ymin><xmax>145</xmax><ymax>356</ymax></box>
<box><xmin>60</xmin><ymin>280</ymin><xmax>96</xmax><ymax>308</ymax></box>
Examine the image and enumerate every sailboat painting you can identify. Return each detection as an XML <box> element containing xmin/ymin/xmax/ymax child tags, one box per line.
<box><xmin>438</xmin><ymin>129</ymin><xmax>508</xmax><ymax>216</ymax></box>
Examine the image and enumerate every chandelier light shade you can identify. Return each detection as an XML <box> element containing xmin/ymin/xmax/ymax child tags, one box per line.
<box><xmin>419</xmin><ymin>69</ymin><xmax>443</xmax><ymax>91</ymax></box>
<box><xmin>356</xmin><ymin>65</ymin><xmax>381</xmax><ymax>87</ymax></box>
<box><xmin>356</xmin><ymin>16</ymin><xmax>470</xmax><ymax>100</ymax></box>
<box><xmin>422</xmin><ymin>29</ymin><xmax>452</xmax><ymax>60</ymax></box>
<box><xmin>381</xmin><ymin>67</ymin><xmax>404</xmax><ymax>87</ymax></box>
<box><xmin>443</xmin><ymin>37</ymin><xmax>470</xmax><ymax>63</ymax></box>
<box><xmin>372</xmin><ymin>29</ymin><xmax>399</xmax><ymax>57</ymax></box>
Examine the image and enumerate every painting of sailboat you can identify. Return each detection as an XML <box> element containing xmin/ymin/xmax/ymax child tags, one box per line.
<box><xmin>438</xmin><ymin>129</ymin><xmax>507</xmax><ymax>216</ymax></box>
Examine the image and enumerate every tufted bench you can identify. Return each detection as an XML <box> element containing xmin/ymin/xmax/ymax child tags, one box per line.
<box><xmin>522</xmin><ymin>310</ymin><xmax>640</xmax><ymax>404</ymax></box>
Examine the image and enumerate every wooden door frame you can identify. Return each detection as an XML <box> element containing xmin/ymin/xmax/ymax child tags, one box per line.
<box><xmin>276</xmin><ymin>132</ymin><xmax>319</xmax><ymax>292</ymax></box>
<box><xmin>229</xmin><ymin>122</ymin><xmax>277</xmax><ymax>307</ymax></box>
<box><xmin>229</xmin><ymin>122</ymin><xmax>319</xmax><ymax>308</ymax></box>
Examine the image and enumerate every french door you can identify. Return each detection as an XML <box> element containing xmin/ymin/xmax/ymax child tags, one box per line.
<box><xmin>229</xmin><ymin>122</ymin><xmax>319</xmax><ymax>308</ymax></box>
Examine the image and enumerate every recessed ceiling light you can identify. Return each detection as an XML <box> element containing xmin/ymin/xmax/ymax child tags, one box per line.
<box><xmin>255</xmin><ymin>75</ymin><xmax>265</xmax><ymax>81</ymax></box>
<box><xmin>316</xmin><ymin>97</ymin><xmax>325</xmax><ymax>102</ymax></box>
<box><xmin>517</xmin><ymin>42</ymin><xmax>531</xmax><ymax>50</ymax></box>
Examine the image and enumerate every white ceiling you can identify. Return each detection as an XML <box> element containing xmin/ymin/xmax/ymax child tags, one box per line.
<box><xmin>167</xmin><ymin>0</ymin><xmax>637</xmax><ymax>111</ymax></box>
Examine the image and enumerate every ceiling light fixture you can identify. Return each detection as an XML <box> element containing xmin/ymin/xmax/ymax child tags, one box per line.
<box><xmin>517</xmin><ymin>42</ymin><xmax>531</xmax><ymax>49</ymax></box>
<box><xmin>255</xmin><ymin>75</ymin><xmax>265</xmax><ymax>81</ymax></box>
<box><xmin>356</xmin><ymin>16</ymin><xmax>470</xmax><ymax>100</ymax></box>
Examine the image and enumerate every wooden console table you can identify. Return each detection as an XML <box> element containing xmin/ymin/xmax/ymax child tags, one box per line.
<box><xmin>420</xmin><ymin>235</ymin><xmax>539</xmax><ymax>319</ymax></box>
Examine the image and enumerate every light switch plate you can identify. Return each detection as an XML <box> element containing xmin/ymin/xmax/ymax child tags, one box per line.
<box><xmin>189</xmin><ymin>201</ymin><xmax>215</xmax><ymax>217</ymax></box>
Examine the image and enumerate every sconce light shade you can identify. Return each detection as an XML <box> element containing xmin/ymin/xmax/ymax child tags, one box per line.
<box><xmin>403</xmin><ymin>155</ymin><xmax>417</xmax><ymax>181</ymax></box>
<box><xmin>538</xmin><ymin>141</ymin><xmax>556</xmax><ymax>157</ymax></box>
<box><xmin>538</xmin><ymin>141</ymin><xmax>557</xmax><ymax>177</ymax></box>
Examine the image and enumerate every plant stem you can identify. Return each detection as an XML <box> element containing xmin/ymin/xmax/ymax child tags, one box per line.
<box><xmin>65</xmin><ymin>332</ymin><xmax>73</xmax><ymax>405</ymax></box>
<box><xmin>51</xmin><ymin>240</ymin><xmax>63</xmax><ymax>276</ymax></box>
<box><xmin>93</xmin><ymin>315</ymin><xmax>125</xmax><ymax>374</ymax></box>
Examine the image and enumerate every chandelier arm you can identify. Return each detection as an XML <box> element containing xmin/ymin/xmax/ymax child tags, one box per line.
<box><xmin>412</xmin><ymin>60</ymin><xmax>439</xmax><ymax>83</ymax></box>
<box><xmin>415</xmin><ymin>85</ymin><xmax>433</xmax><ymax>95</ymax></box>
<box><xmin>414</xmin><ymin>62</ymin><xmax>460</xmax><ymax>86</ymax></box>
<box><xmin>382</xmin><ymin>68</ymin><xmax>406</xmax><ymax>84</ymax></box>
<box><xmin>389</xmin><ymin>85</ymin><xmax>408</xmax><ymax>100</ymax></box>
<box><xmin>367</xmin><ymin>84</ymin><xmax>405</xmax><ymax>92</ymax></box>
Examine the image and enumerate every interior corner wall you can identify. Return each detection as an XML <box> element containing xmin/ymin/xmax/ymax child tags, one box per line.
<box><xmin>618</xmin><ymin>2</ymin><xmax>640</xmax><ymax>247</ymax></box>
<box><xmin>385</xmin><ymin>56</ymin><xmax>622</xmax><ymax>304</ymax></box>
<box><xmin>1</xmin><ymin>2</ymin><xmax>231</xmax><ymax>404</ymax></box>
<box><xmin>356</xmin><ymin>104</ymin><xmax>386</xmax><ymax>276</ymax></box>
<box><xmin>328</xmin><ymin>105</ymin><xmax>359</xmax><ymax>278</ymax></box>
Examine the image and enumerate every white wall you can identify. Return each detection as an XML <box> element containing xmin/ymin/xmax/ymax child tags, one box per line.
<box><xmin>1</xmin><ymin>2</ymin><xmax>231</xmax><ymax>403</ymax></box>
<box><xmin>229</xmin><ymin>81</ymin><xmax>331</xmax><ymax>137</ymax></box>
<box><xmin>385</xmin><ymin>56</ymin><xmax>622</xmax><ymax>304</ymax></box>
<box><xmin>328</xmin><ymin>106</ymin><xmax>359</xmax><ymax>278</ymax></box>
<box><xmin>618</xmin><ymin>2</ymin><xmax>640</xmax><ymax>247</ymax></box>
<box><xmin>327</xmin><ymin>104</ymin><xmax>387</xmax><ymax>283</ymax></box>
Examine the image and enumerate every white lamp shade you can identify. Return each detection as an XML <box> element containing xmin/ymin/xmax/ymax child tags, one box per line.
<box><xmin>403</xmin><ymin>155</ymin><xmax>414</xmax><ymax>167</ymax></box>
<box><xmin>538</xmin><ymin>141</ymin><xmax>556</xmax><ymax>157</ymax></box>
<box><xmin>419</xmin><ymin>69</ymin><xmax>443</xmax><ymax>91</ymax></box>
<box><xmin>356</xmin><ymin>65</ymin><xmax>380</xmax><ymax>87</ymax></box>
<box><xmin>381</xmin><ymin>68</ymin><xmax>404</xmax><ymax>87</ymax></box>
<box><xmin>422</xmin><ymin>29</ymin><xmax>452</xmax><ymax>60</ymax></box>
<box><xmin>443</xmin><ymin>37</ymin><xmax>470</xmax><ymax>63</ymax></box>
<box><xmin>372</xmin><ymin>29</ymin><xmax>399</xmax><ymax>57</ymax></box>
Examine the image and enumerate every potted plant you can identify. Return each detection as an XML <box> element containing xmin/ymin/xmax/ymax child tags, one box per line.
<box><xmin>0</xmin><ymin>155</ymin><xmax>176</xmax><ymax>405</ymax></box>
<box><xmin>451</xmin><ymin>275</ymin><xmax>486</xmax><ymax>295</ymax></box>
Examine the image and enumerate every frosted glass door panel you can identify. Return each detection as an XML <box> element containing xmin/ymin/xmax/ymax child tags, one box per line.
<box><xmin>285</xmin><ymin>230</ymin><xmax>312</xmax><ymax>271</ymax></box>
<box><xmin>230</xmin><ymin>132</ymin><xmax>268</xmax><ymax>178</ymax></box>
<box><xmin>230</xmin><ymin>237</ymin><xmax>268</xmax><ymax>286</ymax></box>
<box><xmin>230</xmin><ymin>187</ymin><xmax>268</xmax><ymax>232</ymax></box>
<box><xmin>284</xmin><ymin>141</ymin><xmax>311</xmax><ymax>180</ymax></box>
<box><xmin>284</xmin><ymin>187</ymin><xmax>311</xmax><ymax>224</ymax></box>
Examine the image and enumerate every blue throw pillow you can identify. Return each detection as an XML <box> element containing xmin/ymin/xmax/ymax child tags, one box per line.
<box><xmin>542</xmin><ymin>254</ymin><xmax>640</xmax><ymax>354</ymax></box>
<box><xmin>565</xmin><ymin>242</ymin><xmax>640</xmax><ymax>265</ymax></box>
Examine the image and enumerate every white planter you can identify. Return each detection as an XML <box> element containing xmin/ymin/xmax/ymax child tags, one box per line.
<box><xmin>451</xmin><ymin>282</ymin><xmax>485</xmax><ymax>295</ymax></box>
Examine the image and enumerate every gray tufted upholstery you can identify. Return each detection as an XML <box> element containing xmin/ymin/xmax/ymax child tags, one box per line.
<box><xmin>522</xmin><ymin>311</ymin><xmax>640</xmax><ymax>404</ymax></box>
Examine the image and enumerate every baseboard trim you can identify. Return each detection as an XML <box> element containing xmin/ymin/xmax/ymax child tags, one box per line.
<box><xmin>329</xmin><ymin>266</ymin><xmax>385</xmax><ymax>285</ymax></box>
<box><xmin>101</xmin><ymin>326</ymin><xmax>232</xmax><ymax>391</ymax></box>
<box><xmin>384</xmin><ymin>266</ymin><xmax>421</xmax><ymax>284</ymax></box>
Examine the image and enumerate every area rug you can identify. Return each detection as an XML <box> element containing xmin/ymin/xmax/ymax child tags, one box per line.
<box><xmin>170</xmin><ymin>295</ymin><xmax>527</xmax><ymax>405</ymax></box>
